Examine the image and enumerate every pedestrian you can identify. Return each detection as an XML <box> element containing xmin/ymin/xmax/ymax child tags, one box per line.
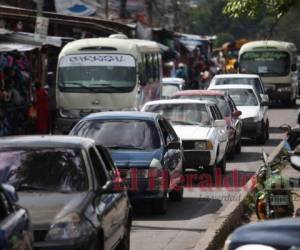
<box><xmin>35</xmin><ymin>82</ymin><xmax>49</xmax><ymax>134</ymax></box>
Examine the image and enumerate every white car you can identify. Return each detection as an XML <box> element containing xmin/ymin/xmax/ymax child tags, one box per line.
<box><xmin>209</xmin><ymin>74</ymin><xmax>269</xmax><ymax>103</ymax></box>
<box><xmin>208</xmin><ymin>84</ymin><xmax>269</xmax><ymax>144</ymax></box>
<box><xmin>162</xmin><ymin>77</ymin><xmax>185</xmax><ymax>99</ymax></box>
<box><xmin>142</xmin><ymin>99</ymin><xmax>228</xmax><ymax>178</ymax></box>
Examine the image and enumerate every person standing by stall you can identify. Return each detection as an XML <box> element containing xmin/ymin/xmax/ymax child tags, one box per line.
<box><xmin>35</xmin><ymin>82</ymin><xmax>49</xmax><ymax>134</ymax></box>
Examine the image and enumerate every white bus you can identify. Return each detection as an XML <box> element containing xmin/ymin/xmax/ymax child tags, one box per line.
<box><xmin>238</xmin><ymin>40</ymin><xmax>298</xmax><ymax>105</ymax></box>
<box><xmin>55</xmin><ymin>36</ymin><xmax>162</xmax><ymax>133</ymax></box>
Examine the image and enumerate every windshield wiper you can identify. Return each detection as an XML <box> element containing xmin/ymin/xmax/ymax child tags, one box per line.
<box><xmin>15</xmin><ymin>184</ymin><xmax>52</xmax><ymax>192</ymax></box>
<box><xmin>59</xmin><ymin>82</ymin><xmax>94</xmax><ymax>92</ymax></box>
<box><xmin>108</xmin><ymin>145</ymin><xmax>145</xmax><ymax>150</ymax></box>
<box><xmin>91</xmin><ymin>83</ymin><xmax>128</xmax><ymax>91</ymax></box>
<box><xmin>171</xmin><ymin>120</ymin><xmax>203</xmax><ymax>126</ymax></box>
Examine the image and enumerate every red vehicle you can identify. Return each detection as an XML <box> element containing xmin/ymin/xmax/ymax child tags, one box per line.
<box><xmin>172</xmin><ymin>90</ymin><xmax>242</xmax><ymax>158</ymax></box>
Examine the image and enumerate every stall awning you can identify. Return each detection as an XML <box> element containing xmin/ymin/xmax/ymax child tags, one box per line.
<box><xmin>0</xmin><ymin>43</ymin><xmax>39</xmax><ymax>52</ymax></box>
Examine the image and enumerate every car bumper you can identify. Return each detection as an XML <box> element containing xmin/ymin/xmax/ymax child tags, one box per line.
<box><xmin>34</xmin><ymin>235</ymin><xmax>95</xmax><ymax>250</ymax></box>
<box><xmin>183</xmin><ymin>150</ymin><xmax>212</xmax><ymax>169</ymax></box>
<box><xmin>241</xmin><ymin>120</ymin><xmax>262</xmax><ymax>138</ymax></box>
<box><xmin>266</xmin><ymin>88</ymin><xmax>291</xmax><ymax>102</ymax></box>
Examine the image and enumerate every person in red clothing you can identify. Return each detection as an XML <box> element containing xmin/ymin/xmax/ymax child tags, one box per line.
<box><xmin>35</xmin><ymin>82</ymin><xmax>49</xmax><ymax>134</ymax></box>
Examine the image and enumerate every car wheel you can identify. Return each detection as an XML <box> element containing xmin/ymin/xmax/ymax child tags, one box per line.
<box><xmin>235</xmin><ymin>138</ymin><xmax>242</xmax><ymax>154</ymax></box>
<box><xmin>218</xmin><ymin>155</ymin><xmax>227</xmax><ymax>175</ymax></box>
<box><xmin>117</xmin><ymin>221</ymin><xmax>130</xmax><ymax>250</ymax></box>
<box><xmin>169</xmin><ymin>186</ymin><xmax>184</xmax><ymax>202</ymax></box>
<box><xmin>257</xmin><ymin>122</ymin><xmax>266</xmax><ymax>145</ymax></box>
<box><xmin>153</xmin><ymin>193</ymin><xmax>168</xmax><ymax>215</ymax></box>
<box><xmin>265</xmin><ymin>122</ymin><xmax>270</xmax><ymax>140</ymax></box>
<box><xmin>207</xmin><ymin>164</ymin><xmax>216</xmax><ymax>184</ymax></box>
<box><xmin>228</xmin><ymin>144</ymin><xmax>235</xmax><ymax>160</ymax></box>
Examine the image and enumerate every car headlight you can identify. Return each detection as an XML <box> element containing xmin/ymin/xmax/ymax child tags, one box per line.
<box><xmin>46</xmin><ymin>213</ymin><xmax>94</xmax><ymax>241</ymax></box>
<box><xmin>195</xmin><ymin>141</ymin><xmax>213</xmax><ymax>150</ymax></box>
<box><xmin>59</xmin><ymin>108</ymin><xmax>80</xmax><ymax>119</ymax></box>
<box><xmin>277</xmin><ymin>86</ymin><xmax>291</xmax><ymax>92</ymax></box>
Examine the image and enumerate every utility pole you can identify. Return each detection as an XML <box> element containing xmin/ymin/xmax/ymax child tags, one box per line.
<box><xmin>120</xmin><ymin>0</ymin><xmax>127</xmax><ymax>19</ymax></box>
<box><xmin>145</xmin><ymin>0</ymin><xmax>153</xmax><ymax>26</ymax></box>
<box><xmin>105</xmin><ymin>0</ymin><xmax>109</xmax><ymax>19</ymax></box>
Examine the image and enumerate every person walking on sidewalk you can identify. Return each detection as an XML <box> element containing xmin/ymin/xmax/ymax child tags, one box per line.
<box><xmin>35</xmin><ymin>82</ymin><xmax>49</xmax><ymax>134</ymax></box>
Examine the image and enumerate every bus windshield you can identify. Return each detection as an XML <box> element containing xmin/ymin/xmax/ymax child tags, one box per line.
<box><xmin>240</xmin><ymin>51</ymin><xmax>290</xmax><ymax>77</ymax></box>
<box><xmin>58</xmin><ymin>54</ymin><xmax>136</xmax><ymax>92</ymax></box>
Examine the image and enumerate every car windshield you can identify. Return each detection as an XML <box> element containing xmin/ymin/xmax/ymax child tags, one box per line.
<box><xmin>226</xmin><ymin>89</ymin><xmax>258</xmax><ymax>106</ymax></box>
<box><xmin>162</xmin><ymin>84</ymin><xmax>181</xmax><ymax>98</ymax></box>
<box><xmin>176</xmin><ymin>95</ymin><xmax>231</xmax><ymax>117</ymax></box>
<box><xmin>240</xmin><ymin>51</ymin><xmax>290</xmax><ymax>77</ymax></box>
<box><xmin>212</xmin><ymin>77</ymin><xmax>263</xmax><ymax>94</ymax></box>
<box><xmin>72</xmin><ymin>120</ymin><xmax>161</xmax><ymax>150</ymax></box>
<box><xmin>58</xmin><ymin>54</ymin><xmax>136</xmax><ymax>93</ymax></box>
<box><xmin>145</xmin><ymin>103</ymin><xmax>211</xmax><ymax>126</ymax></box>
<box><xmin>0</xmin><ymin>148</ymin><xmax>88</xmax><ymax>193</ymax></box>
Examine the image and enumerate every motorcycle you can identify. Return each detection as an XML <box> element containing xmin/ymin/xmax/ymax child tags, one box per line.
<box><xmin>255</xmin><ymin>147</ymin><xmax>294</xmax><ymax>220</ymax></box>
<box><xmin>280</xmin><ymin>124</ymin><xmax>300</xmax><ymax>150</ymax></box>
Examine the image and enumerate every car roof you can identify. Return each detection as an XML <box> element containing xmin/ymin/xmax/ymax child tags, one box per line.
<box><xmin>172</xmin><ymin>89</ymin><xmax>225</xmax><ymax>97</ymax></box>
<box><xmin>213</xmin><ymin>74</ymin><xmax>259</xmax><ymax>79</ymax></box>
<box><xmin>83</xmin><ymin>111</ymin><xmax>159</xmax><ymax>121</ymax></box>
<box><xmin>162</xmin><ymin>77</ymin><xmax>185</xmax><ymax>84</ymax></box>
<box><xmin>143</xmin><ymin>99</ymin><xmax>214</xmax><ymax>106</ymax></box>
<box><xmin>209</xmin><ymin>84</ymin><xmax>255</xmax><ymax>90</ymax></box>
<box><xmin>0</xmin><ymin>135</ymin><xmax>95</xmax><ymax>149</ymax></box>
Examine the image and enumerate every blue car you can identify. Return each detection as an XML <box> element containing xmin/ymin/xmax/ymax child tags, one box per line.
<box><xmin>70</xmin><ymin>111</ymin><xmax>184</xmax><ymax>214</ymax></box>
<box><xmin>0</xmin><ymin>184</ymin><xmax>33</xmax><ymax>250</ymax></box>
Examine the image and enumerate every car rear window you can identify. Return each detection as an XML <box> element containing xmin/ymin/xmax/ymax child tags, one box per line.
<box><xmin>72</xmin><ymin>120</ymin><xmax>161</xmax><ymax>150</ymax></box>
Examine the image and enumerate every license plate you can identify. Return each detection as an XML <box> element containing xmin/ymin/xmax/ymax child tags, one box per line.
<box><xmin>270</xmin><ymin>195</ymin><xmax>290</xmax><ymax>206</ymax></box>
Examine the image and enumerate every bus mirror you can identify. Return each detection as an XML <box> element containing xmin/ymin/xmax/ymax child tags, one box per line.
<box><xmin>291</xmin><ymin>64</ymin><xmax>297</xmax><ymax>72</ymax></box>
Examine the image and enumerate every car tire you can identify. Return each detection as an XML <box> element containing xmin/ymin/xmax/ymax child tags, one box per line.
<box><xmin>117</xmin><ymin>221</ymin><xmax>130</xmax><ymax>250</ymax></box>
<box><xmin>257</xmin><ymin>122</ymin><xmax>267</xmax><ymax>145</ymax></box>
<box><xmin>153</xmin><ymin>193</ymin><xmax>168</xmax><ymax>215</ymax></box>
<box><xmin>266</xmin><ymin>122</ymin><xmax>270</xmax><ymax>140</ymax></box>
<box><xmin>169</xmin><ymin>186</ymin><xmax>184</xmax><ymax>202</ymax></box>
<box><xmin>235</xmin><ymin>138</ymin><xmax>242</xmax><ymax>154</ymax></box>
<box><xmin>207</xmin><ymin>164</ymin><xmax>216</xmax><ymax>184</ymax></box>
<box><xmin>218</xmin><ymin>155</ymin><xmax>227</xmax><ymax>175</ymax></box>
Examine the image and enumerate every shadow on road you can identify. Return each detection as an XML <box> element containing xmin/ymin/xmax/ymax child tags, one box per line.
<box><xmin>132</xmin><ymin>197</ymin><xmax>222</xmax><ymax>220</ymax></box>
<box><xmin>230</xmin><ymin>151</ymin><xmax>261</xmax><ymax>163</ymax></box>
<box><xmin>131</xmin><ymin>224</ymin><xmax>206</xmax><ymax>233</ymax></box>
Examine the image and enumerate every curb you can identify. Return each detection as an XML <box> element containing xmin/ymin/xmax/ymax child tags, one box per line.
<box><xmin>193</xmin><ymin>176</ymin><xmax>255</xmax><ymax>250</ymax></box>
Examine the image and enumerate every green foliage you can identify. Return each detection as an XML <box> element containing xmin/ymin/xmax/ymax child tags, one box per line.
<box><xmin>223</xmin><ymin>0</ymin><xmax>300</xmax><ymax>19</ymax></box>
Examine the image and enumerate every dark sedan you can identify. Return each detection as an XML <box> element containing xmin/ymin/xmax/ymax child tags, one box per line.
<box><xmin>70</xmin><ymin>111</ymin><xmax>184</xmax><ymax>214</ymax></box>
<box><xmin>0</xmin><ymin>136</ymin><xmax>131</xmax><ymax>250</ymax></box>
<box><xmin>0</xmin><ymin>184</ymin><xmax>33</xmax><ymax>250</ymax></box>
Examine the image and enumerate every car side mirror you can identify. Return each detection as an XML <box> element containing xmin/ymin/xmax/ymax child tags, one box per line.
<box><xmin>260</xmin><ymin>94</ymin><xmax>269</xmax><ymax>103</ymax></box>
<box><xmin>261</xmin><ymin>101</ymin><xmax>269</xmax><ymax>106</ymax></box>
<box><xmin>215</xmin><ymin>119</ymin><xmax>226</xmax><ymax>127</ymax></box>
<box><xmin>232</xmin><ymin>110</ymin><xmax>242</xmax><ymax>117</ymax></box>
<box><xmin>2</xmin><ymin>184</ymin><xmax>18</xmax><ymax>203</ymax></box>
<box><xmin>167</xmin><ymin>141</ymin><xmax>180</xmax><ymax>149</ymax></box>
<box><xmin>291</xmin><ymin>64</ymin><xmax>297</xmax><ymax>72</ymax></box>
<box><xmin>99</xmin><ymin>180</ymin><xmax>126</xmax><ymax>194</ymax></box>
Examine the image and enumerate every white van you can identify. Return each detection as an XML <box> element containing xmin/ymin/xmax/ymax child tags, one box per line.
<box><xmin>55</xmin><ymin>36</ymin><xmax>162</xmax><ymax>133</ymax></box>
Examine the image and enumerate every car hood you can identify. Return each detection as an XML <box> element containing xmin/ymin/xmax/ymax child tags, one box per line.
<box><xmin>230</xmin><ymin>218</ymin><xmax>300</xmax><ymax>249</ymax></box>
<box><xmin>237</xmin><ymin>106</ymin><xmax>260</xmax><ymax>119</ymax></box>
<box><xmin>111</xmin><ymin>149</ymin><xmax>162</xmax><ymax>168</ymax></box>
<box><xmin>173</xmin><ymin>125</ymin><xmax>212</xmax><ymax>140</ymax></box>
<box><xmin>18</xmin><ymin>192</ymin><xmax>89</xmax><ymax>227</ymax></box>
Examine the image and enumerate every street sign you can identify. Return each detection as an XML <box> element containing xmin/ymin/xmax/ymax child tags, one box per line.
<box><xmin>34</xmin><ymin>16</ymin><xmax>49</xmax><ymax>42</ymax></box>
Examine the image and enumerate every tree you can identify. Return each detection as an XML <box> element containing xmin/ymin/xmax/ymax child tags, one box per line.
<box><xmin>223</xmin><ymin>0</ymin><xmax>300</xmax><ymax>37</ymax></box>
<box><xmin>223</xmin><ymin>0</ymin><xmax>300</xmax><ymax>19</ymax></box>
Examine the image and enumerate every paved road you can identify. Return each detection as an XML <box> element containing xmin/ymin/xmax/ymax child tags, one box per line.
<box><xmin>131</xmin><ymin>105</ymin><xmax>299</xmax><ymax>250</ymax></box>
